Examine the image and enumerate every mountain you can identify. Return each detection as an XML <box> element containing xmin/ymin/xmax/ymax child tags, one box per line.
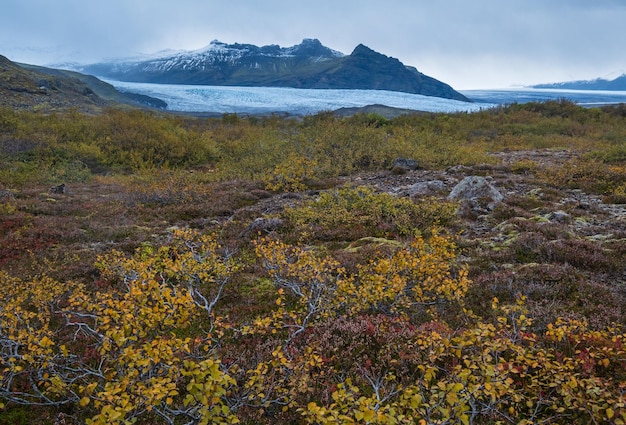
<box><xmin>76</xmin><ymin>39</ymin><xmax>470</xmax><ymax>102</ymax></box>
<box><xmin>532</xmin><ymin>74</ymin><xmax>626</xmax><ymax>91</ymax></box>
<box><xmin>0</xmin><ymin>54</ymin><xmax>166</xmax><ymax>112</ymax></box>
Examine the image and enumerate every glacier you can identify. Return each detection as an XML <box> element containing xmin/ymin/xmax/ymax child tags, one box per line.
<box><xmin>462</xmin><ymin>88</ymin><xmax>626</xmax><ymax>107</ymax></box>
<box><xmin>103</xmin><ymin>79</ymin><xmax>495</xmax><ymax>114</ymax></box>
<box><xmin>103</xmin><ymin>79</ymin><xmax>626</xmax><ymax>115</ymax></box>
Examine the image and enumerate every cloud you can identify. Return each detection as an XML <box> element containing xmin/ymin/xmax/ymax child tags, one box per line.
<box><xmin>1</xmin><ymin>0</ymin><xmax>624</xmax><ymax>88</ymax></box>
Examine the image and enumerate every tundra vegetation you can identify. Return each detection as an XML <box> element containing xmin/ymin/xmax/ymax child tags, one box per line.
<box><xmin>0</xmin><ymin>100</ymin><xmax>626</xmax><ymax>424</ymax></box>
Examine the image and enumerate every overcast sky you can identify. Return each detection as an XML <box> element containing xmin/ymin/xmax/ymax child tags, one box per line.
<box><xmin>1</xmin><ymin>0</ymin><xmax>624</xmax><ymax>89</ymax></box>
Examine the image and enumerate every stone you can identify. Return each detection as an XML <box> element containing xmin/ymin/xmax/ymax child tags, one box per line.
<box><xmin>548</xmin><ymin>210</ymin><xmax>571</xmax><ymax>223</ymax></box>
<box><xmin>391</xmin><ymin>158</ymin><xmax>419</xmax><ymax>174</ymax></box>
<box><xmin>447</xmin><ymin>176</ymin><xmax>504</xmax><ymax>210</ymax></box>
<box><xmin>239</xmin><ymin>217</ymin><xmax>284</xmax><ymax>237</ymax></box>
<box><xmin>408</xmin><ymin>180</ymin><xmax>445</xmax><ymax>197</ymax></box>
<box><xmin>49</xmin><ymin>183</ymin><xmax>66</xmax><ymax>194</ymax></box>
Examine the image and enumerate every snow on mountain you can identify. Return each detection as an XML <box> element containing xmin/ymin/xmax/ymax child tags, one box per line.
<box><xmin>86</xmin><ymin>39</ymin><xmax>344</xmax><ymax>75</ymax></box>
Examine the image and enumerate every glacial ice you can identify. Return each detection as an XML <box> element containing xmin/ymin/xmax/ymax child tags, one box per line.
<box><xmin>103</xmin><ymin>79</ymin><xmax>496</xmax><ymax>114</ymax></box>
<box><xmin>104</xmin><ymin>79</ymin><xmax>626</xmax><ymax>115</ymax></box>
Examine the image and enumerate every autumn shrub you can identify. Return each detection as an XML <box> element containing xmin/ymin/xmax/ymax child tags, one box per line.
<box><xmin>0</xmin><ymin>109</ymin><xmax>222</xmax><ymax>183</ymax></box>
<box><xmin>293</xmin><ymin>314</ymin><xmax>427</xmax><ymax>407</ymax></box>
<box><xmin>2</xmin><ymin>227</ymin><xmax>626</xmax><ymax>424</ymax></box>
<box><xmin>604</xmin><ymin>182</ymin><xmax>626</xmax><ymax>204</ymax></box>
<box><xmin>541</xmin><ymin>238</ymin><xmax>616</xmax><ymax>271</ymax></box>
<box><xmin>538</xmin><ymin>157</ymin><xmax>626</xmax><ymax>196</ymax></box>
<box><xmin>92</xmin><ymin>109</ymin><xmax>221</xmax><ymax>170</ymax></box>
<box><xmin>347</xmin><ymin>233</ymin><xmax>470</xmax><ymax>323</ymax></box>
<box><xmin>0</xmin><ymin>190</ymin><xmax>16</xmax><ymax>215</ymax></box>
<box><xmin>391</xmin><ymin>126</ymin><xmax>494</xmax><ymax>168</ymax></box>
<box><xmin>2</xmin><ymin>99</ymin><xmax>624</xmax><ymax>187</ymax></box>
<box><xmin>0</xmin><ymin>229</ymin><xmax>239</xmax><ymax>425</ymax></box>
<box><xmin>254</xmin><ymin>230</ymin><xmax>469</xmax><ymax>327</ymax></box>
<box><xmin>509</xmin><ymin>231</ymin><xmax>547</xmax><ymax>263</ymax></box>
<box><xmin>116</xmin><ymin>168</ymin><xmax>215</xmax><ymax>207</ymax></box>
<box><xmin>294</xmin><ymin>117</ymin><xmax>405</xmax><ymax>177</ymax></box>
<box><xmin>509</xmin><ymin>158</ymin><xmax>539</xmax><ymax>174</ymax></box>
<box><xmin>262</xmin><ymin>153</ymin><xmax>319</xmax><ymax>192</ymax></box>
<box><xmin>281</xmin><ymin>186</ymin><xmax>457</xmax><ymax>242</ymax></box>
<box><xmin>592</xmin><ymin>143</ymin><xmax>626</xmax><ymax>164</ymax></box>
<box><xmin>301</xmin><ymin>298</ymin><xmax>626</xmax><ymax>425</ymax></box>
<box><xmin>0</xmin><ymin>220</ymin><xmax>64</xmax><ymax>268</ymax></box>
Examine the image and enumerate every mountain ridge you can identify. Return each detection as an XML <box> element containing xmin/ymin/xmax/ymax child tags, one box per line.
<box><xmin>532</xmin><ymin>74</ymin><xmax>626</xmax><ymax>91</ymax></box>
<box><xmin>75</xmin><ymin>39</ymin><xmax>470</xmax><ymax>102</ymax></box>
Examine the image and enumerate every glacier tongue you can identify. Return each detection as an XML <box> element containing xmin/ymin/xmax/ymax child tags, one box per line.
<box><xmin>105</xmin><ymin>79</ymin><xmax>494</xmax><ymax>114</ymax></box>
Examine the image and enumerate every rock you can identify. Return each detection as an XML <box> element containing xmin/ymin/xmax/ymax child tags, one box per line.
<box><xmin>548</xmin><ymin>210</ymin><xmax>571</xmax><ymax>223</ymax></box>
<box><xmin>49</xmin><ymin>183</ymin><xmax>66</xmax><ymax>194</ymax></box>
<box><xmin>447</xmin><ymin>176</ymin><xmax>503</xmax><ymax>210</ymax></box>
<box><xmin>240</xmin><ymin>217</ymin><xmax>284</xmax><ymax>237</ymax></box>
<box><xmin>409</xmin><ymin>180</ymin><xmax>445</xmax><ymax>197</ymax></box>
<box><xmin>391</xmin><ymin>158</ymin><xmax>419</xmax><ymax>174</ymax></box>
<box><xmin>446</xmin><ymin>165</ymin><xmax>472</xmax><ymax>174</ymax></box>
<box><xmin>249</xmin><ymin>189</ymin><xmax>273</xmax><ymax>200</ymax></box>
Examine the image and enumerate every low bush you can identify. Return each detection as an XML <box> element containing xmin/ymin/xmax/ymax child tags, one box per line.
<box><xmin>281</xmin><ymin>186</ymin><xmax>457</xmax><ymax>242</ymax></box>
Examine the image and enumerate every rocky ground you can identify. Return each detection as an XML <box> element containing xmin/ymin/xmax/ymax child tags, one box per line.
<box><xmin>2</xmin><ymin>148</ymin><xmax>625</xmax><ymax>330</ymax></box>
<box><xmin>225</xmin><ymin>148</ymin><xmax>626</xmax><ymax>328</ymax></box>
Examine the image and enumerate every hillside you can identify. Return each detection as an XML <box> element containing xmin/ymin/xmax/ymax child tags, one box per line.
<box><xmin>0</xmin><ymin>54</ymin><xmax>166</xmax><ymax>112</ymax></box>
<box><xmin>76</xmin><ymin>39</ymin><xmax>470</xmax><ymax>101</ymax></box>
<box><xmin>0</xmin><ymin>54</ymin><xmax>106</xmax><ymax>112</ymax></box>
<box><xmin>532</xmin><ymin>73</ymin><xmax>626</xmax><ymax>90</ymax></box>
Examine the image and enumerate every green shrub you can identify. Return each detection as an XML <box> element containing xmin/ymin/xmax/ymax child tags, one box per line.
<box><xmin>282</xmin><ymin>186</ymin><xmax>457</xmax><ymax>242</ymax></box>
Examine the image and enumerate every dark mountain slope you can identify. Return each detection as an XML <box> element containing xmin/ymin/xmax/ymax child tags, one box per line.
<box><xmin>303</xmin><ymin>44</ymin><xmax>468</xmax><ymax>101</ymax></box>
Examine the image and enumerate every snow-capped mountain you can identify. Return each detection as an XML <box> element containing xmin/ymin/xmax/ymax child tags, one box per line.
<box><xmin>75</xmin><ymin>39</ymin><xmax>469</xmax><ymax>102</ymax></box>
<box><xmin>110</xmin><ymin>39</ymin><xmax>343</xmax><ymax>73</ymax></box>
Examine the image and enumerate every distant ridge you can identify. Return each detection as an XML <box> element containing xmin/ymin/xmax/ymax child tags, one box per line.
<box><xmin>0</xmin><ymin>54</ymin><xmax>166</xmax><ymax>112</ymax></box>
<box><xmin>75</xmin><ymin>39</ymin><xmax>470</xmax><ymax>102</ymax></box>
<box><xmin>532</xmin><ymin>74</ymin><xmax>626</xmax><ymax>91</ymax></box>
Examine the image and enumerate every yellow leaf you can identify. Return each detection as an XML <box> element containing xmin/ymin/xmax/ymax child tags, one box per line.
<box><xmin>80</xmin><ymin>397</ymin><xmax>90</xmax><ymax>406</ymax></box>
<box><xmin>607</xmin><ymin>408</ymin><xmax>614</xmax><ymax>419</ymax></box>
<box><xmin>362</xmin><ymin>409</ymin><xmax>375</xmax><ymax>422</ymax></box>
<box><xmin>40</xmin><ymin>336</ymin><xmax>54</xmax><ymax>348</ymax></box>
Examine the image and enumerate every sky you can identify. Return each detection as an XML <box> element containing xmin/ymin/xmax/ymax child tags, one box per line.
<box><xmin>1</xmin><ymin>0</ymin><xmax>625</xmax><ymax>90</ymax></box>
